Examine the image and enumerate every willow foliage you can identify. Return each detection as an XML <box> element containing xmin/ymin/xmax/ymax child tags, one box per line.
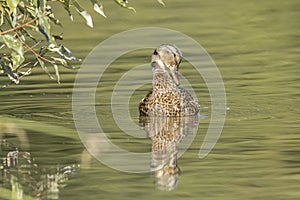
<box><xmin>0</xmin><ymin>0</ymin><xmax>164</xmax><ymax>88</ymax></box>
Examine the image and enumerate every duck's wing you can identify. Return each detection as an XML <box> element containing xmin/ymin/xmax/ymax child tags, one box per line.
<box><xmin>178</xmin><ymin>86</ymin><xmax>200</xmax><ymax>115</ymax></box>
<box><xmin>139</xmin><ymin>88</ymin><xmax>153</xmax><ymax>116</ymax></box>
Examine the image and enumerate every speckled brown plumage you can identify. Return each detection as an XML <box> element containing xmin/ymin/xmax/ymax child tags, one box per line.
<box><xmin>139</xmin><ymin>115</ymin><xmax>199</xmax><ymax>191</ymax></box>
<box><xmin>139</xmin><ymin>44</ymin><xmax>200</xmax><ymax>116</ymax></box>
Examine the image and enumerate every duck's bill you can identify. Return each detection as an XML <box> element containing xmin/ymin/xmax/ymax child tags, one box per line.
<box><xmin>170</xmin><ymin>68</ymin><xmax>180</xmax><ymax>85</ymax></box>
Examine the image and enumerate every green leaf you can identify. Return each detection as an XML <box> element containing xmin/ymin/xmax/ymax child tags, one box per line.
<box><xmin>127</xmin><ymin>7</ymin><xmax>136</xmax><ymax>13</ymax></box>
<box><xmin>47</xmin><ymin>44</ymin><xmax>79</xmax><ymax>61</ymax></box>
<box><xmin>20</xmin><ymin>28</ymin><xmax>38</xmax><ymax>43</ymax></box>
<box><xmin>90</xmin><ymin>0</ymin><xmax>106</xmax><ymax>18</ymax></box>
<box><xmin>37</xmin><ymin>58</ymin><xmax>54</xmax><ymax>80</ymax></box>
<box><xmin>46</xmin><ymin>6</ymin><xmax>62</xmax><ymax>26</ymax></box>
<box><xmin>51</xmin><ymin>57</ymin><xmax>67</xmax><ymax>67</ymax></box>
<box><xmin>157</xmin><ymin>0</ymin><xmax>165</xmax><ymax>6</ymax></box>
<box><xmin>1</xmin><ymin>35</ymin><xmax>23</xmax><ymax>56</ymax></box>
<box><xmin>114</xmin><ymin>0</ymin><xmax>127</xmax><ymax>7</ymax></box>
<box><xmin>32</xmin><ymin>0</ymin><xmax>39</xmax><ymax>8</ymax></box>
<box><xmin>7</xmin><ymin>0</ymin><xmax>20</xmax><ymax>12</ymax></box>
<box><xmin>60</xmin><ymin>0</ymin><xmax>73</xmax><ymax>21</ymax></box>
<box><xmin>114</xmin><ymin>0</ymin><xmax>136</xmax><ymax>12</ymax></box>
<box><xmin>11</xmin><ymin>51</ymin><xmax>24</xmax><ymax>70</ymax></box>
<box><xmin>40</xmin><ymin>0</ymin><xmax>47</xmax><ymax>10</ymax></box>
<box><xmin>37</xmin><ymin>11</ymin><xmax>56</xmax><ymax>44</ymax></box>
<box><xmin>0</xmin><ymin>6</ymin><xmax>4</xmax><ymax>25</ymax></box>
<box><xmin>1</xmin><ymin>34</ymin><xmax>25</xmax><ymax>69</ymax></box>
<box><xmin>73</xmin><ymin>0</ymin><xmax>93</xmax><ymax>27</ymax></box>
<box><xmin>51</xmin><ymin>57</ymin><xmax>78</xmax><ymax>70</ymax></box>
<box><xmin>79</xmin><ymin>10</ymin><xmax>93</xmax><ymax>28</ymax></box>
<box><xmin>53</xmin><ymin>64</ymin><xmax>60</xmax><ymax>84</ymax></box>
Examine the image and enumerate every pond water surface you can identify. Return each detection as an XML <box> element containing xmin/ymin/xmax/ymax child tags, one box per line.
<box><xmin>1</xmin><ymin>0</ymin><xmax>300</xmax><ymax>199</ymax></box>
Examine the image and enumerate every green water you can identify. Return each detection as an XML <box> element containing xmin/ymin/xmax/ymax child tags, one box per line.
<box><xmin>1</xmin><ymin>0</ymin><xmax>300</xmax><ymax>199</ymax></box>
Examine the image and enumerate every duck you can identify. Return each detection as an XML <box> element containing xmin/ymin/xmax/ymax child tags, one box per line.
<box><xmin>139</xmin><ymin>44</ymin><xmax>200</xmax><ymax>116</ymax></box>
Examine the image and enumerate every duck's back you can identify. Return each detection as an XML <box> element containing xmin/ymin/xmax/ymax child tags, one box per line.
<box><xmin>139</xmin><ymin>86</ymin><xmax>199</xmax><ymax>116</ymax></box>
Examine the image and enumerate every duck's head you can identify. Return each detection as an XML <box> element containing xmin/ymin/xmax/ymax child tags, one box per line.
<box><xmin>151</xmin><ymin>44</ymin><xmax>182</xmax><ymax>85</ymax></box>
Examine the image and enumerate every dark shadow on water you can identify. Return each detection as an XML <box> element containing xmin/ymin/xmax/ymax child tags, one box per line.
<box><xmin>139</xmin><ymin>115</ymin><xmax>199</xmax><ymax>191</ymax></box>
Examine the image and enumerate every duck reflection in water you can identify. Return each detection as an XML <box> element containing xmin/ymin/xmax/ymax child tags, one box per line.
<box><xmin>139</xmin><ymin>44</ymin><xmax>200</xmax><ymax>190</ymax></box>
<box><xmin>140</xmin><ymin>116</ymin><xmax>199</xmax><ymax>191</ymax></box>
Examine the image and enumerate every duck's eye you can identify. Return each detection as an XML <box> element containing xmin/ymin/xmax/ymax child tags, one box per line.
<box><xmin>153</xmin><ymin>50</ymin><xmax>158</xmax><ymax>55</ymax></box>
<box><xmin>173</xmin><ymin>53</ymin><xmax>178</xmax><ymax>64</ymax></box>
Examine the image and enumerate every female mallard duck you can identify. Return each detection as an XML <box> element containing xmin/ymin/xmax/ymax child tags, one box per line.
<box><xmin>139</xmin><ymin>44</ymin><xmax>200</xmax><ymax>116</ymax></box>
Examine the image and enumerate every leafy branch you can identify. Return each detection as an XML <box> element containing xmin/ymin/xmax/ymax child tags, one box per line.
<box><xmin>0</xmin><ymin>0</ymin><xmax>165</xmax><ymax>88</ymax></box>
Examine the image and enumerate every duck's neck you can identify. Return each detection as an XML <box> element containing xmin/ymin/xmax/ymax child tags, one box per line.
<box><xmin>152</xmin><ymin>70</ymin><xmax>177</xmax><ymax>92</ymax></box>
